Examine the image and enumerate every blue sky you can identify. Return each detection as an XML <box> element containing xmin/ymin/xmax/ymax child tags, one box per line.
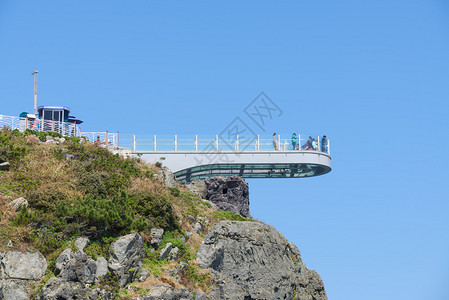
<box><xmin>1</xmin><ymin>1</ymin><xmax>449</xmax><ymax>299</ymax></box>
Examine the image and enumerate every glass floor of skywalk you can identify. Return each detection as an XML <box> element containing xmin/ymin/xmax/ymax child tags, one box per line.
<box><xmin>173</xmin><ymin>163</ymin><xmax>331</xmax><ymax>183</ymax></box>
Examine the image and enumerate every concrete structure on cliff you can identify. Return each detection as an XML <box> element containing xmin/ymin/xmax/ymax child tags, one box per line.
<box><xmin>133</xmin><ymin>135</ymin><xmax>332</xmax><ymax>183</ymax></box>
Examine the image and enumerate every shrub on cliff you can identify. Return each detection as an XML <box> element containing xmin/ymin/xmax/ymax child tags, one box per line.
<box><xmin>0</xmin><ymin>128</ymin><xmax>28</xmax><ymax>164</ymax></box>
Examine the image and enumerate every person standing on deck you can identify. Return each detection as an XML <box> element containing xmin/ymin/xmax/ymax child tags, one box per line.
<box><xmin>273</xmin><ymin>133</ymin><xmax>278</xmax><ymax>150</ymax></box>
<box><xmin>291</xmin><ymin>133</ymin><xmax>297</xmax><ymax>150</ymax></box>
<box><xmin>321</xmin><ymin>135</ymin><xmax>328</xmax><ymax>153</ymax></box>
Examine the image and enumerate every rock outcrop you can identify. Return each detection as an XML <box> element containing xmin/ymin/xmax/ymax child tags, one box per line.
<box><xmin>149</xmin><ymin>228</ymin><xmax>164</xmax><ymax>249</ymax></box>
<box><xmin>0</xmin><ymin>251</ymin><xmax>47</xmax><ymax>300</ymax></box>
<box><xmin>186</xmin><ymin>180</ymin><xmax>207</xmax><ymax>199</ymax></box>
<box><xmin>54</xmin><ymin>237</ymin><xmax>107</xmax><ymax>284</ymax></box>
<box><xmin>8</xmin><ymin>197</ymin><xmax>29</xmax><ymax>212</ymax></box>
<box><xmin>196</xmin><ymin>221</ymin><xmax>327</xmax><ymax>300</ymax></box>
<box><xmin>157</xmin><ymin>167</ymin><xmax>178</xmax><ymax>188</ymax></box>
<box><xmin>205</xmin><ymin>176</ymin><xmax>250</xmax><ymax>217</ymax></box>
<box><xmin>2</xmin><ymin>251</ymin><xmax>47</xmax><ymax>280</ymax></box>
<box><xmin>108</xmin><ymin>233</ymin><xmax>145</xmax><ymax>287</ymax></box>
<box><xmin>39</xmin><ymin>277</ymin><xmax>112</xmax><ymax>300</ymax></box>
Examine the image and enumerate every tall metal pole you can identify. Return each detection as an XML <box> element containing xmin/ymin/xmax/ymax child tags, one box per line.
<box><xmin>32</xmin><ymin>70</ymin><xmax>39</xmax><ymax>115</ymax></box>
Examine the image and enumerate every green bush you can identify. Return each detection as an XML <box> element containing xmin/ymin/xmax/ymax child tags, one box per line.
<box><xmin>78</xmin><ymin>172</ymin><xmax>108</xmax><ymax>199</ymax></box>
<box><xmin>0</xmin><ymin>129</ymin><xmax>28</xmax><ymax>163</ymax></box>
<box><xmin>27</xmin><ymin>188</ymin><xmax>65</xmax><ymax>210</ymax></box>
<box><xmin>127</xmin><ymin>193</ymin><xmax>180</xmax><ymax>231</ymax></box>
<box><xmin>212</xmin><ymin>210</ymin><xmax>250</xmax><ymax>221</ymax></box>
<box><xmin>55</xmin><ymin>193</ymin><xmax>147</xmax><ymax>234</ymax></box>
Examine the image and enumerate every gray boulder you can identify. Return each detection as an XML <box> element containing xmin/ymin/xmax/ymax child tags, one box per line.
<box><xmin>159</xmin><ymin>243</ymin><xmax>173</xmax><ymax>260</ymax></box>
<box><xmin>133</xmin><ymin>285</ymin><xmax>193</xmax><ymax>299</ymax></box>
<box><xmin>95</xmin><ymin>256</ymin><xmax>108</xmax><ymax>280</ymax></box>
<box><xmin>0</xmin><ymin>280</ymin><xmax>29</xmax><ymax>300</ymax></box>
<box><xmin>0</xmin><ymin>251</ymin><xmax>47</xmax><ymax>300</ymax></box>
<box><xmin>8</xmin><ymin>197</ymin><xmax>28</xmax><ymax>211</ymax></box>
<box><xmin>157</xmin><ymin>167</ymin><xmax>178</xmax><ymax>188</ymax></box>
<box><xmin>168</xmin><ymin>247</ymin><xmax>180</xmax><ymax>261</ymax></box>
<box><xmin>205</xmin><ymin>176</ymin><xmax>250</xmax><ymax>217</ymax></box>
<box><xmin>39</xmin><ymin>277</ymin><xmax>112</xmax><ymax>300</ymax></box>
<box><xmin>196</xmin><ymin>221</ymin><xmax>327</xmax><ymax>300</ymax></box>
<box><xmin>57</xmin><ymin>250</ymin><xmax>97</xmax><ymax>284</ymax></box>
<box><xmin>54</xmin><ymin>248</ymin><xmax>72</xmax><ymax>275</ymax></box>
<box><xmin>74</xmin><ymin>236</ymin><xmax>89</xmax><ymax>252</ymax></box>
<box><xmin>186</xmin><ymin>179</ymin><xmax>207</xmax><ymax>199</ymax></box>
<box><xmin>54</xmin><ymin>239</ymin><xmax>105</xmax><ymax>285</ymax></box>
<box><xmin>2</xmin><ymin>251</ymin><xmax>47</xmax><ymax>280</ymax></box>
<box><xmin>0</xmin><ymin>162</ymin><xmax>10</xmax><ymax>171</ymax></box>
<box><xmin>108</xmin><ymin>233</ymin><xmax>145</xmax><ymax>287</ymax></box>
<box><xmin>138</xmin><ymin>269</ymin><xmax>151</xmax><ymax>282</ymax></box>
<box><xmin>193</xmin><ymin>217</ymin><xmax>209</xmax><ymax>234</ymax></box>
<box><xmin>149</xmin><ymin>228</ymin><xmax>164</xmax><ymax>248</ymax></box>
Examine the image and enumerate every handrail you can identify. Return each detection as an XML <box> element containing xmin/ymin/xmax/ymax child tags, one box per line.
<box><xmin>118</xmin><ymin>134</ymin><xmax>331</xmax><ymax>155</ymax></box>
<box><xmin>0</xmin><ymin>114</ymin><xmax>330</xmax><ymax>154</ymax></box>
<box><xmin>0</xmin><ymin>114</ymin><xmax>82</xmax><ymax>137</ymax></box>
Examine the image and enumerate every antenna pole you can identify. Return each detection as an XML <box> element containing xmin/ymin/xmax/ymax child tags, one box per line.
<box><xmin>32</xmin><ymin>70</ymin><xmax>39</xmax><ymax>115</ymax></box>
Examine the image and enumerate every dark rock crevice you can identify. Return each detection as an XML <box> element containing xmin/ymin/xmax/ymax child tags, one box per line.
<box><xmin>205</xmin><ymin>176</ymin><xmax>250</xmax><ymax>217</ymax></box>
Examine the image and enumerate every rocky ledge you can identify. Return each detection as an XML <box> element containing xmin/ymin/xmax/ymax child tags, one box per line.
<box><xmin>0</xmin><ymin>221</ymin><xmax>326</xmax><ymax>300</ymax></box>
<box><xmin>186</xmin><ymin>176</ymin><xmax>250</xmax><ymax>218</ymax></box>
<box><xmin>197</xmin><ymin>221</ymin><xmax>327</xmax><ymax>300</ymax></box>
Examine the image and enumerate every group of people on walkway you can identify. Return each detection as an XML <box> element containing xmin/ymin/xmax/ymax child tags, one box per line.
<box><xmin>272</xmin><ymin>133</ymin><xmax>328</xmax><ymax>153</ymax></box>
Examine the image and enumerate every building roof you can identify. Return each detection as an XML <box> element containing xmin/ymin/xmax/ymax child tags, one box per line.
<box><xmin>37</xmin><ymin>106</ymin><xmax>71</xmax><ymax>112</ymax></box>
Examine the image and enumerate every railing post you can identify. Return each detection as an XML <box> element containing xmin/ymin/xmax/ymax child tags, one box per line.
<box><xmin>278</xmin><ymin>134</ymin><xmax>281</xmax><ymax>151</ymax></box>
<box><xmin>236</xmin><ymin>135</ymin><xmax>239</xmax><ymax>151</ymax></box>
<box><xmin>154</xmin><ymin>135</ymin><xmax>157</xmax><ymax>151</ymax></box>
<box><xmin>317</xmin><ymin>136</ymin><xmax>320</xmax><ymax>152</ymax></box>
<box><xmin>195</xmin><ymin>135</ymin><xmax>198</xmax><ymax>151</ymax></box>
<box><xmin>174</xmin><ymin>135</ymin><xmax>177</xmax><ymax>151</ymax></box>
<box><xmin>106</xmin><ymin>131</ymin><xmax>109</xmax><ymax>146</ymax></box>
<box><xmin>133</xmin><ymin>135</ymin><xmax>136</xmax><ymax>151</ymax></box>
<box><xmin>257</xmin><ymin>135</ymin><xmax>260</xmax><ymax>151</ymax></box>
<box><xmin>298</xmin><ymin>134</ymin><xmax>300</xmax><ymax>150</ymax></box>
<box><xmin>215</xmin><ymin>135</ymin><xmax>218</xmax><ymax>151</ymax></box>
<box><xmin>328</xmin><ymin>140</ymin><xmax>330</xmax><ymax>155</ymax></box>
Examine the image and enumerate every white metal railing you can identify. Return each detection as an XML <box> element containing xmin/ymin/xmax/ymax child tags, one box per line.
<box><xmin>0</xmin><ymin>114</ymin><xmax>120</xmax><ymax>148</ymax></box>
<box><xmin>118</xmin><ymin>134</ymin><xmax>330</xmax><ymax>155</ymax></box>
<box><xmin>81</xmin><ymin>132</ymin><xmax>118</xmax><ymax>148</ymax></box>
<box><xmin>0</xmin><ymin>114</ymin><xmax>82</xmax><ymax>137</ymax></box>
<box><xmin>0</xmin><ymin>114</ymin><xmax>330</xmax><ymax>154</ymax></box>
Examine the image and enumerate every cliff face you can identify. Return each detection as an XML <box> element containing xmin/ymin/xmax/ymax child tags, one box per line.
<box><xmin>204</xmin><ymin>176</ymin><xmax>250</xmax><ymax>218</ymax></box>
<box><xmin>0</xmin><ymin>129</ymin><xmax>327</xmax><ymax>299</ymax></box>
<box><xmin>197</xmin><ymin>221</ymin><xmax>327</xmax><ymax>300</ymax></box>
<box><xmin>1</xmin><ymin>222</ymin><xmax>327</xmax><ymax>300</ymax></box>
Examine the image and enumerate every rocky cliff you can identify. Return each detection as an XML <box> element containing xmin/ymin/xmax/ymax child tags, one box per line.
<box><xmin>1</xmin><ymin>223</ymin><xmax>326</xmax><ymax>300</ymax></box>
<box><xmin>0</xmin><ymin>128</ymin><xmax>327</xmax><ymax>299</ymax></box>
<box><xmin>197</xmin><ymin>221</ymin><xmax>327</xmax><ymax>300</ymax></box>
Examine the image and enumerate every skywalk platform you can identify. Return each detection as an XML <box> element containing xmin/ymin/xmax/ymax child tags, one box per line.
<box><xmin>131</xmin><ymin>135</ymin><xmax>331</xmax><ymax>183</ymax></box>
<box><xmin>136</xmin><ymin>150</ymin><xmax>331</xmax><ymax>183</ymax></box>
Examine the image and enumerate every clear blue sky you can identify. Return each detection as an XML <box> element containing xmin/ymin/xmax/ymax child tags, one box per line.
<box><xmin>1</xmin><ymin>1</ymin><xmax>449</xmax><ymax>299</ymax></box>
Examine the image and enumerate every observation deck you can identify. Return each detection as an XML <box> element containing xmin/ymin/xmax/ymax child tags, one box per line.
<box><xmin>129</xmin><ymin>135</ymin><xmax>332</xmax><ymax>183</ymax></box>
<box><xmin>0</xmin><ymin>113</ymin><xmax>331</xmax><ymax>183</ymax></box>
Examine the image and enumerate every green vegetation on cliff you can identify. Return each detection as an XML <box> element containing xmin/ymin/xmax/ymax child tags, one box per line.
<box><xmin>0</xmin><ymin>128</ymin><xmax>249</xmax><ymax>295</ymax></box>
